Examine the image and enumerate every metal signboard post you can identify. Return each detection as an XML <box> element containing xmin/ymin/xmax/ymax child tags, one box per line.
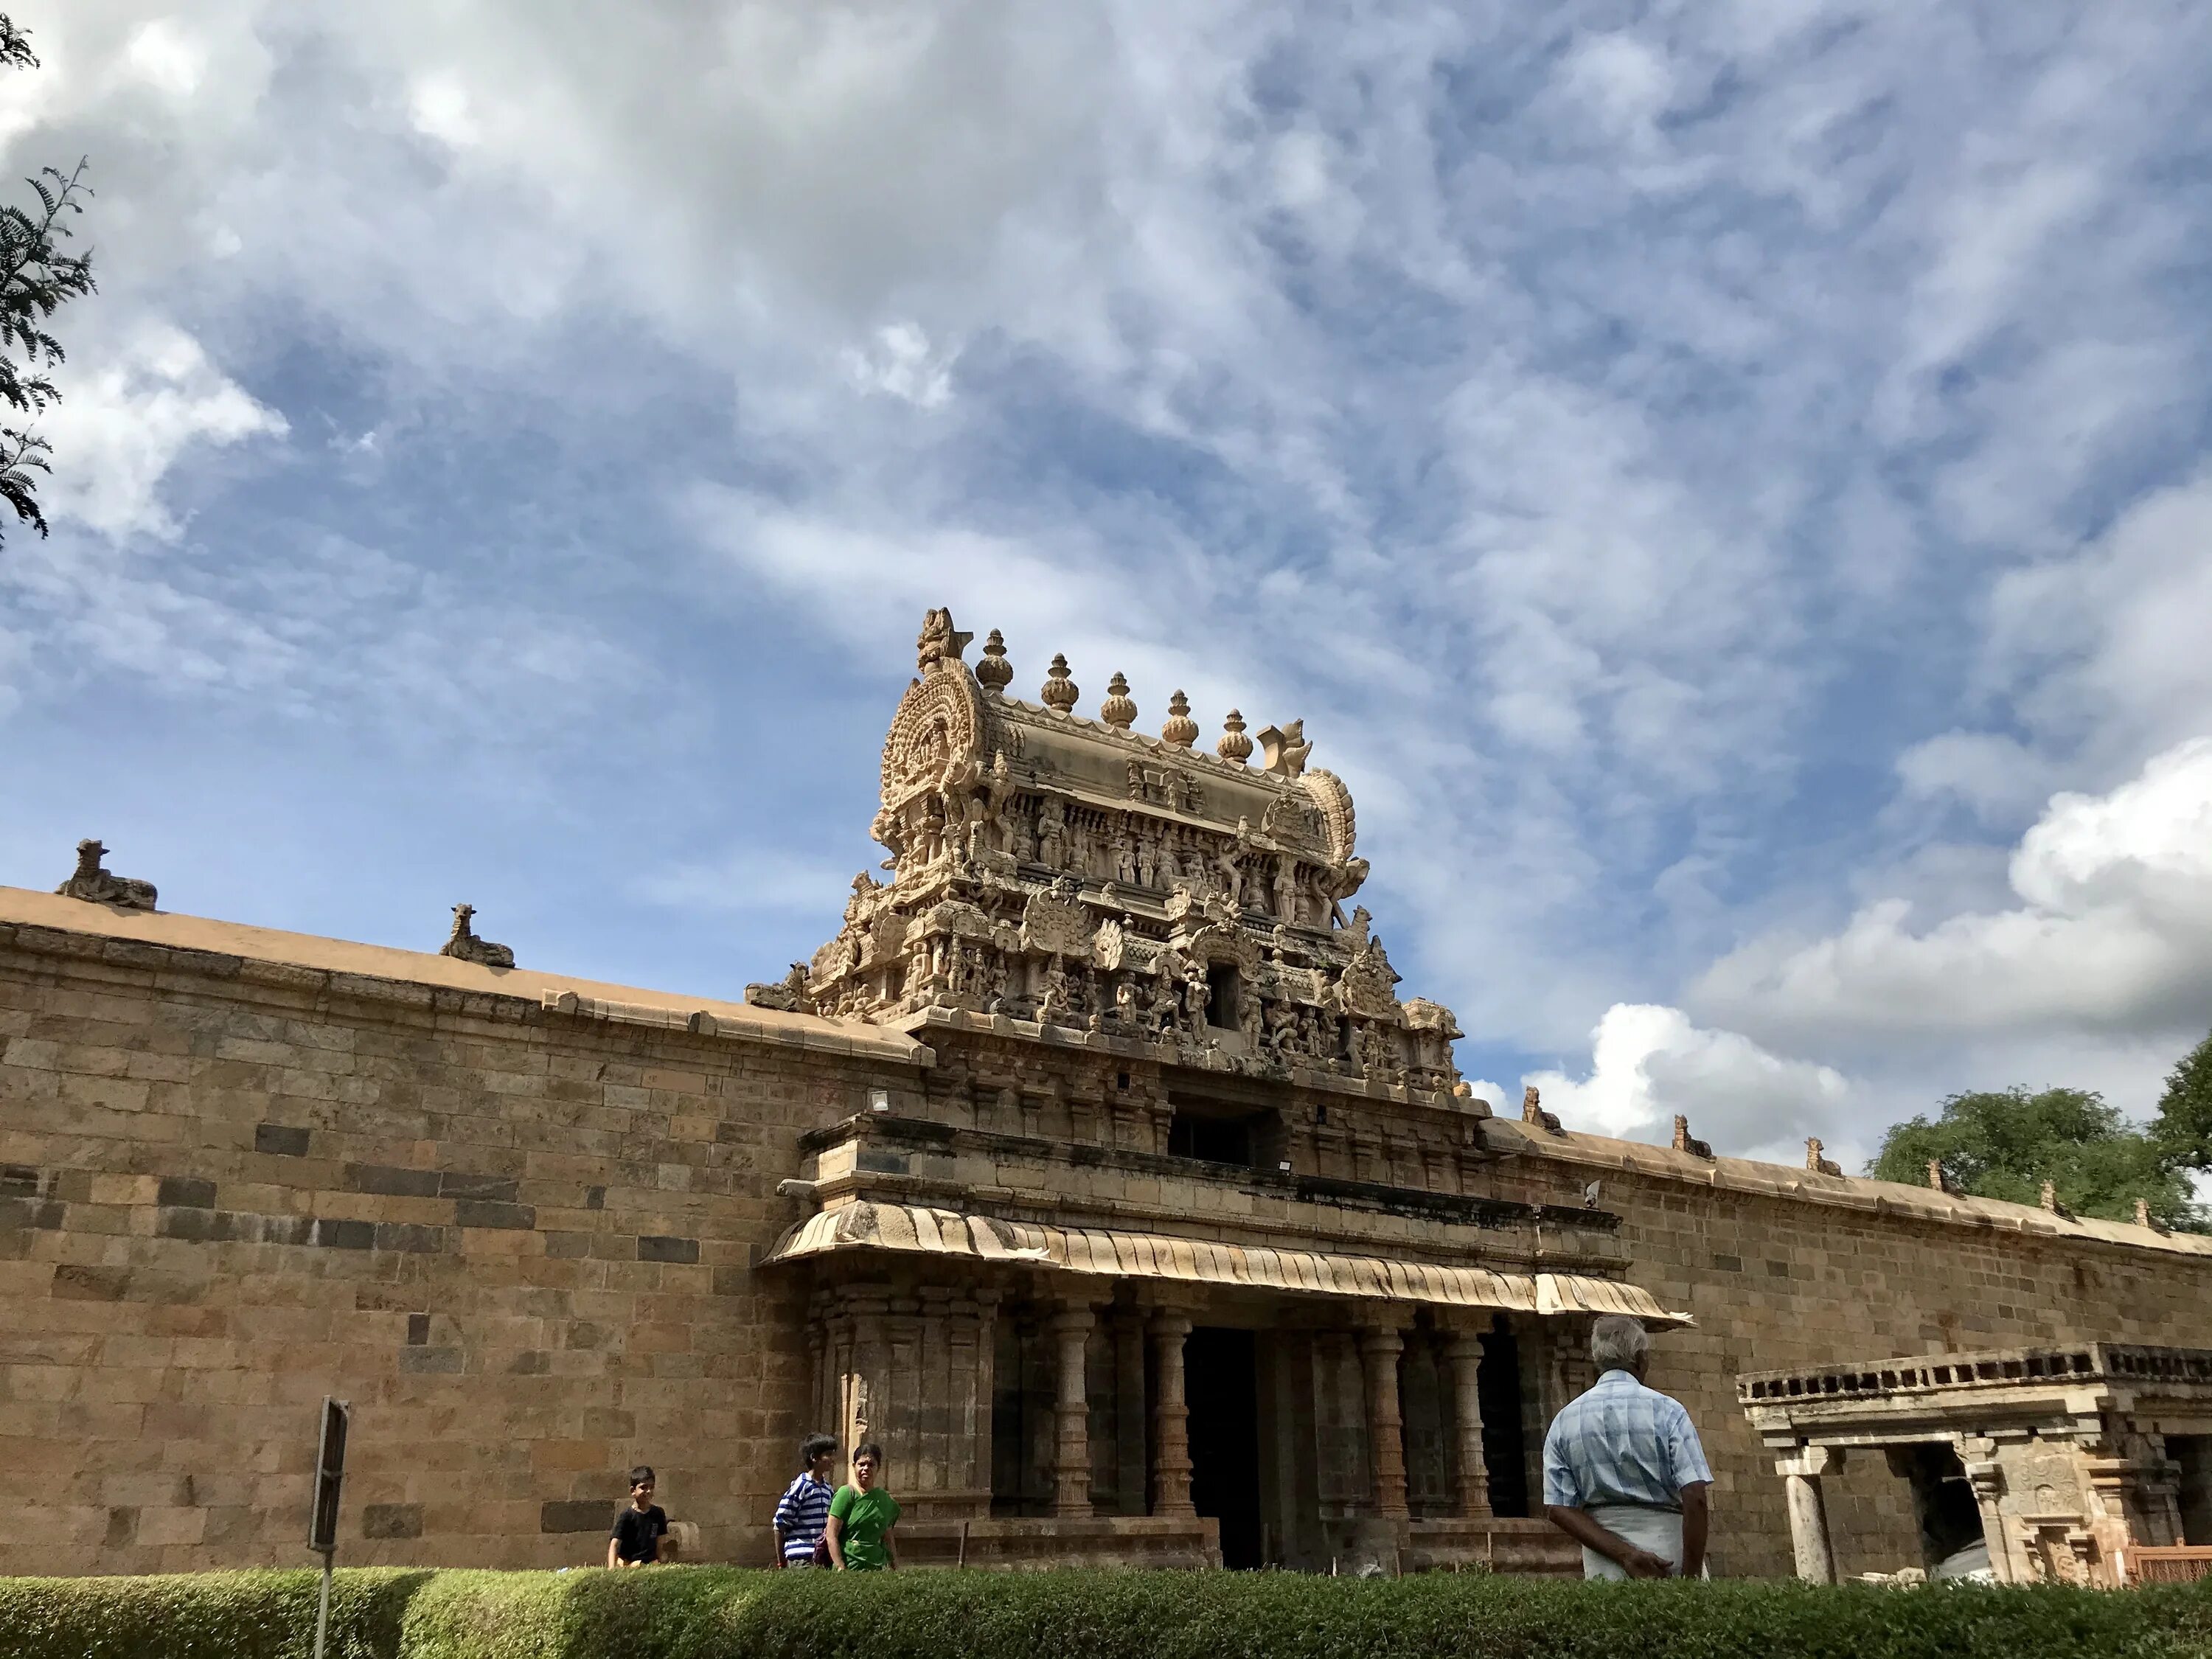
<box><xmin>308</xmin><ymin>1398</ymin><xmax>349</xmax><ymax>1659</ymax></box>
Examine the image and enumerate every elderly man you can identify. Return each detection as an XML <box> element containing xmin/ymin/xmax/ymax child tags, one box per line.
<box><xmin>1542</xmin><ymin>1315</ymin><xmax>1711</xmax><ymax>1579</ymax></box>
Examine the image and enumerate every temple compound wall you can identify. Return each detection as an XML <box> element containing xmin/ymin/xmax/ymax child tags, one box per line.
<box><xmin>4</xmin><ymin>610</ymin><xmax>2211</xmax><ymax>1582</ymax></box>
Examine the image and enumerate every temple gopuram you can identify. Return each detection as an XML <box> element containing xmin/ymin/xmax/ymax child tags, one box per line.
<box><xmin>1</xmin><ymin>608</ymin><xmax>2210</xmax><ymax>1580</ymax></box>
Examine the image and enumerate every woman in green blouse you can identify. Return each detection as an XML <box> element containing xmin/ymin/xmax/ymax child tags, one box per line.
<box><xmin>824</xmin><ymin>1441</ymin><xmax>900</xmax><ymax>1571</ymax></box>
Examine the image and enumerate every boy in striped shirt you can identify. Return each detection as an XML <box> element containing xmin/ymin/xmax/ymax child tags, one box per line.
<box><xmin>773</xmin><ymin>1435</ymin><xmax>838</xmax><ymax>1568</ymax></box>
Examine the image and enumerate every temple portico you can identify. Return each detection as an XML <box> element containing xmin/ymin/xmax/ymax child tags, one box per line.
<box><xmin>1740</xmin><ymin>1345</ymin><xmax>2212</xmax><ymax>1586</ymax></box>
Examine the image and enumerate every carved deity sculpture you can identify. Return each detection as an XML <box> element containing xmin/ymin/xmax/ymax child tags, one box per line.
<box><xmin>1036</xmin><ymin>799</ymin><xmax>1066</xmax><ymax>869</ymax></box>
<box><xmin>1271</xmin><ymin>855</ymin><xmax>1301</xmax><ymax>925</ymax></box>
<box><xmin>1238</xmin><ymin>987</ymin><xmax>1263</xmax><ymax>1052</ymax></box>
<box><xmin>55</xmin><ymin>839</ymin><xmax>158</xmax><ymax>911</ymax></box>
<box><xmin>1264</xmin><ymin>995</ymin><xmax>1299</xmax><ymax>1059</ymax></box>
<box><xmin>981</xmin><ymin>751</ymin><xmax>1015</xmax><ymax>850</ymax></box>
<box><xmin>1069</xmin><ymin>818</ymin><xmax>1093</xmax><ymax>877</ymax></box>
<box><xmin>1135</xmin><ymin>835</ymin><xmax>1156</xmax><ymax>888</ymax></box>
<box><xmin>440</xmin><ymin>903</ymin><xmax>515</xmax><ymax>969</ymax></box>
<box><xmin>1214</xmin><ymin>838</ymin><xmax>1243</xmax><ymax>906</ymax></box>
<box><xmin>1037</xmin><ymin>959</ymin><xmax>1071</xmax><ymax>1026</ymax></box>
<box><xmin>1182</xmin><ymin>960</ymin><xmax>1211</xmax><ymax>1031</ymax></box>
<box><xmin>1112</xmin><ymin>828</ymin><xmax>1136</xmax><ymax>884</ymax></box>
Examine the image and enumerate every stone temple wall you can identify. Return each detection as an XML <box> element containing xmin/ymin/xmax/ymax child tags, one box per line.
<box><xmin>5</xmin><ymin>886</ymin><xmax>2212</xmax><ymax>1578</ymax></box>
<box><xmin>0</xmin><ymin>889</ymin><xmax>923</xmax><ymax>1573</ymax></box>
<box><xmin>1473</xmin><ymin>1118</ymin><xmax>2212</xmax><ymax>1580</ymax></box>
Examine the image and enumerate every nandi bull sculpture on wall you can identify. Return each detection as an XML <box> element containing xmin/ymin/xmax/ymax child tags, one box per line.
<box><xmin>55</xmin><ymin>840</ymin><xmax>158</xmax><ymax>911</ymax></box>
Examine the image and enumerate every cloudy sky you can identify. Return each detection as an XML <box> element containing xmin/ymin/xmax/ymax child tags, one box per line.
<box><xmin>5</xmin><ymin>1</ymin><xmax>2211</xmax><ymax>1169</ymax></box>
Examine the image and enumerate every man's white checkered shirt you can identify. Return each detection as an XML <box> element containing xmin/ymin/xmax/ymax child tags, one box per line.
<box><xmin>1541</xmin><ymin>1368</ymin><xmax>1712</xmax><ymax>1511</ymax></box>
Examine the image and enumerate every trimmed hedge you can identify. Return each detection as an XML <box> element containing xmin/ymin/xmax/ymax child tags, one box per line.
<box><xmin>4</xmin><ymin>1568</ymin><xmax>2211</xmax><ymax>1659</ymax></box>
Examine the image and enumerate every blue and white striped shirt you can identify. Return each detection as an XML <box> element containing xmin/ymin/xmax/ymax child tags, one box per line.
<box><xmin>773</xmin><ymin>1472</ymin><xmax>834</xmax><ymax>1561</ymax></box>
<box><xmin>1542</xmin><ymin>1369</ymin><xmax>1712</xmax><ymax>1511</ymax></box>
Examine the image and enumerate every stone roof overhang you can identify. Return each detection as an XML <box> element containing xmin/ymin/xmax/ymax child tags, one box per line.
<box><xmin>761</xmin><ymin>1197</ymin><xmax>1692</xmax><ymax>1326</ymax></box>
<box><xmin>1736</xmin><ymin>1343</ymin><xmax>2212</xmax><ymax>1448</ymax></box>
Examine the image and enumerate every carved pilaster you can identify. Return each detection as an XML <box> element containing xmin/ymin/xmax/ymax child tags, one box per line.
<box><xmin>1149</xmin><ymin>1310</ymin><xmax>1196</xmax><ymax>1517</ymax></box>
<box><xmin>1359</xmin><ymin>1321</ymin><xmax>1411</xmax><ymax>1520</ymax></box>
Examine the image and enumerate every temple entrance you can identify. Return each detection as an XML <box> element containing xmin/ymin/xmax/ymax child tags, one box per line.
<box><xmin>1478</xmin><ymin>1321</ymin><xmax>1529</xmax><ymax>1517</ymax></box>
<box><xmin>1186</xmin><ymin>1326</ymin><xmax>1264</xmax><ymax>1568</ymax></box>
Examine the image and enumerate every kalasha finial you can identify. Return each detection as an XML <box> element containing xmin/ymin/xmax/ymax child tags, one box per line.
<box><xmin>975</xmin><ymin>628</ymin><xmax>1012</xmax><ymax>694</ymax></box>
<box><xmin>1217</xmin><ymin>708</ymin><xmax>1253</xmax><ymax>763</ymax></box>
<box><xmin>1100</xmin><ymin>672</ymin><xmax>1136</xmax><ymax>731</ymax></box>
<box><xmin>1041</xmin><ymin>653</ymin><xmax>1079</xmax><ymax>715</ymax></box>
<box><xmin>1161</xmin><ymin>689</ymin><xmax>1197</xmax><ymax>748</ymax></box>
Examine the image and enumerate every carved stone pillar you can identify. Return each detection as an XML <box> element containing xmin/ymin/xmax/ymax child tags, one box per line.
<box><xmin>1360</xmin><ymin>1323</ymin><xmax>1411</xmax><ymax>1520</ymax></box>
<box><xmin>1775</xmin><ymin>1446</ymin><xmax>1839</xmax><ymax>1584</ymax></box>
<box><xmin>1149</xmin><ymin>1310</ymin><xmax>1196</xmax><ymax>1517</ymax></box>
<box><xmin>1051</xmin><ymin>1303</ymin><xmax>1096</xmax><ymax>1516</ymax></box>
<box><xmin>1444</xmin><ymin>1332</ymin><xmax>1492</xmax><ymax>1518</ymax></box>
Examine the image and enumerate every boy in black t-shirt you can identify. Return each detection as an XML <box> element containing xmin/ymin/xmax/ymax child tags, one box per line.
<box><xmin>606</xmin><ymin>1467</ymin><xmax>668</xmax><ymax>1568</ymax></box>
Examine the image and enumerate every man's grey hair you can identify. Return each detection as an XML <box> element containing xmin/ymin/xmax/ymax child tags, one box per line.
<box><xmin>1590</xmin><ymin>1315</ymin><xmax>1650</xmax><ymax>1372</ymax></box>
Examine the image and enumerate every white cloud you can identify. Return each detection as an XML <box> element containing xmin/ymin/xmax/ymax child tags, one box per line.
<box><xmin>1697</xmin><ymin>737</ymin><xmax>2212</xmax><ymax>1046</ymax></box>
<box><xmin>38</xmin><ymin>322</ymin><xmax>286</xmax><ymax>540</ymax></box>
<box><xmin>1523</xmin><ymin>1003</ymin><xmax>1851</xmax><ymax>1163</ymax></box>
<box><xmin>840</xmin><ymin>322</ymin><xmax>955</xmax><ymax>408</ymax></box>
<box><xmin>1984</xmin><ymin>470</ymin><xmax>2212</xmax><ymax>768</ymax></box>
<box><xmin>121</xmin><ymin>18</ymin><xmax>206</xmax><ymax>97</ymax></box>
<box><xmin>1893</xmin><ymin>731</ymin><xmax>2056</xmax><ymax>827</ymax></box>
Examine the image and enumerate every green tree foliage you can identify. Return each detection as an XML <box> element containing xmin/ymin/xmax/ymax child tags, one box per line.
<box><xmin>2152</xmin><ymin>1029</ymin><xmax>2212</xmax><ymax>1174</ymax></box>
<box><xmin>1868</xmin><ymin>1086</ymin><xmax>2202</xmax><ymax>1229</ymax></box>
<box><xmin>0</xmin><ymin>13</ymin><xmax>94</xmax><ymax>543</ymax></box>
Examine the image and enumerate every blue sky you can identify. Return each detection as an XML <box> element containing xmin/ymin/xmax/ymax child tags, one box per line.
<box><xmin>5</xmin><ymin>1</ymin><xmax>2212</xmax><ymax>1168</ymax></box>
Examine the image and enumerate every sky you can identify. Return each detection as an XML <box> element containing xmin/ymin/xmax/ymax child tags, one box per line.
<box><xmin>4</xmin><ymin>1</ymin><xmax>2211</xmax><ymax>1172</ymax></box>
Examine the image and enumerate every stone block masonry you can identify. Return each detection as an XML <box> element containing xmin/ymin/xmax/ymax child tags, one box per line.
<box><xmin>5</xmin><ymin>875</ymin><xmax>2212</xmax><ymax>1578</ymax></box>
<box><xmin>0</xmin><ymin>888</ymin><xmax>931</xmax><ymax>1573</ymax></box>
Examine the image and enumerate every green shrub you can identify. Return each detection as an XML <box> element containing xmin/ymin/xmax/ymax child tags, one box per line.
<box><xmin>3</xmin><ymin>1567</ymin><xmax>2209</xmax><ymax>1659</ymax></box>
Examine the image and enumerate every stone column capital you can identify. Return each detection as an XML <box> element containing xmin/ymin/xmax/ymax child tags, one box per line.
<box><xmin>1051</xmin><ymin>1302</ymin><xmax>1099</xmax><ymax>1334</ymax></box>
<box><xmin>1773</xmin><ymin>1444</ymin><xmax>1840</xmax><ymax>1480</ymax></box>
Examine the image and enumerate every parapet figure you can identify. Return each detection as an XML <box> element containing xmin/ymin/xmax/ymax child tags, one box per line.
<box><xmin>440</xmin><ymin>903</ymin><xmax>515</xmax><ymax>970</ymax></box>
<box><xmin>55</xmin><ymin>840</ymin><xmax>157</xmax><ymax>911</ymax></box>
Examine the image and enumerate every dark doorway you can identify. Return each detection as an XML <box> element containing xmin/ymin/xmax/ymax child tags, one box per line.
<box><xmin>1206</xmin><ymin>964</ymin><xmax>1241</xmax><ymax>1030</ymax></box>
<box><xmin>1477</xmin><ymin>1322</ymin><xmax>1529</xmax><ymax>1517</ymax></box>
<box><xmin>1184</xmin><ymin>1326</ymin><xmax>1263</xmax><ymax>1567</ymax></box>
<box><xmin>1896</xmin><ymin>1444</ymin><xmax>1985</xmax><ymax>1565</ymax></box>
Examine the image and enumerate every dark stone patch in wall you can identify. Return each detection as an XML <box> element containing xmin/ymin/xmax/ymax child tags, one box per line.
<box><xmin>712</xmin><ymin>1267</ymin><xmax>749</xmax><ymax>1296</ymax></box>
<box><xmin>399</xmin><ymin>1346</ymin><xmax>462</xmax><ymax>1374</ymax></box>
<box><xmin>362</xmin><ymin>1503</ymin><xmax>423</xmax><ymax>1540</ymax></box>
<box><xmin>546</xmin><ymin>1232</ymin><xmax>590</xmax><ymax>1259</ymax></box>
<box><xmin>454</xmin><ymin>1200</ymin><xmax>535</xmax><ymax>1230</ymax></box>
<box><xmin>0</xmin><ymin>1165</ymin><xmax>38</xmax><ymax>1196</ymax></box>
<box><xmin>1766</xmin><ymin>1260</ymin><xmax>1792</xmax><ymax>1279</ymax></box>
<box><xmin>439</xmin><ymin>1172</ymin><xmax>519</xmax><ymax>1203</ymax></box>
<box><xmin>639</xmin><ymin>1235</ymin><xmax>700</xmax><ymax>1265</ymax></box>
<box><xmin>507</xmin><ymin>1351</ymin><xmax>550</xmax><ymax>1374</ymax></box>
<box><xmin>406</xmin><ymin>1314</ymin><xmax>430</xmax><ymax>1346</ymax></box>
<box><xmin>541</xmin><ymin>1500</ymin><xmax>613</xmax><ymax>1534</ymax></box>
<box><xmin>52</xmin><ymin>1265</ymin><xmax>131</xmax><ymax>1301</ymax></box>
<box><xmin>346</xmin><ymin>1164</ymin><xmax>440</xmax><ymax>1198</ymax></box>
<box><xmin>313</xmin><ymin>1219</ymin><xmax>375</xmax><ymax>1251</ymax></box>
<box><xmin>1711</xmin><ymin>1253</ymin><xmax>1743</xmax><ymax>1273</ymax></box>
<box><xmin>585</xmin><ymin>1186</ymin><xmax>606</xmax><ymax>1210</ymax></box>
<box><xmin>254</xmin><ymin>1124</ymin><xmax>312</xmax><ymax>1157</ymax></box>
<box><xmin>104</xmin><ymin>1508</ymin><xmax>138</xmax><ymax>1547</ymax></box>
<box><xmin>0</xmin><ymin>1196</ymin><xmax>66</xmax><ymax>1230</ymax></box>
<box><xmin>156</xmin><ymin>1176</ymin><xmax>216</xmax><ymax>1209</ymax></box>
